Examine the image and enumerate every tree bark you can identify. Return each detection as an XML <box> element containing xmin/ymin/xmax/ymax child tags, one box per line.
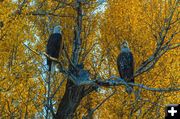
<box><xmin>55</xmin><ymin>80</ymin><xmax>85</xmax><ymax>119</ymax></box>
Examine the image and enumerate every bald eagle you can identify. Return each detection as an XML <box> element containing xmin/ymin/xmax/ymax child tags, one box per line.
<box><xmin>46</xmin><ymin>25</ymin><xmax>63</xmax><ymax>72</ymax></box>
<box><xmin>117</xmin><ymin>41</ymin><xmax>134</xmax><ymax>94</ymax></box>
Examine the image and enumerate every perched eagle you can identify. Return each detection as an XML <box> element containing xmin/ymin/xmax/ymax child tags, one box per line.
<box><xmin>46</xmin><ymin>25</ymin><xmax>63</xmax><ymax>72</ymax></box>
<box><xmin>117</xmin><ymin>41</ymin><xmax>134</xmax><ymax>94</ymax></box>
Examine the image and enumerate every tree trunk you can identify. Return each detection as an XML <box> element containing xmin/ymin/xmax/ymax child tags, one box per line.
<box><xmin>56</xmin><ymin>1</ymin><xmax>84</xmax><ymax>118</ymax></box>
<box><xmin>55</xmin><ymin>80</ymin><xmax>84</xmax><ymax>119</ymax></box>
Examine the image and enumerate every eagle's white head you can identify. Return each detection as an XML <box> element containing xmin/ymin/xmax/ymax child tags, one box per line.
<box><xmin>121</xmin><ymin>40</ymin><xmax>130</xmax><ymax>52</ymax></box>
<box><xmin>53</xmin><ymin>25</ymin><xmax>62</xmax><ymax>34</ymax></box>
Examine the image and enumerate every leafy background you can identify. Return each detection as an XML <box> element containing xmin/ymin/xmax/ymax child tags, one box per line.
<box><xmin>0</xmin><ymin>0</ymin><xmax>179</xmax><ymax>118</ymax></box>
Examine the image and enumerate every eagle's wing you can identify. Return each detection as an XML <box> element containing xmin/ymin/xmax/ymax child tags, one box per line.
<box><xmin>46</xmin><ymin>33</ymin><xmax>62</xmax><ymax>71</ymax></box>
<box><xmin>46</xmin><ymin>34</ymin><xmax>62</xmax><ymax>58</ymax></box>
<box><xmin>117</xmin><ymin>52</ymin><xmax>134</xmax><ymax>82</ymax></box>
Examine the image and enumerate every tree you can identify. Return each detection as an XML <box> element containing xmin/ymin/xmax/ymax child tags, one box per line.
<box><xmin>0</xmin><ymin>0</ymin><xmax>179</xmax><ymax>118</ymax></box>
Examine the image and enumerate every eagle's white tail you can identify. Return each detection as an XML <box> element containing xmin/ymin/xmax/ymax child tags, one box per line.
<box><xmin>51</xmin><ymin>61</ymin><xmax>56</xmax><ymax>74</ymax></box>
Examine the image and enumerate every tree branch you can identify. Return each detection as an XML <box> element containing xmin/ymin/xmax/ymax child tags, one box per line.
<box><xmin>135</xmin><ymin>1</ymin><xmax>180</xmax><ymax>77</ymax></box>
<box><xmin>24</xmin><ymin>43</ymin><xmax>180</xmax><ymax>93</ymax></box>
<box><xmin>95</xmin><ymin>76</ymin><xmax>180</xmax><ymax>92</ymax></box>
<box><xmin>72</xmin><ymin>0</ymin><xmax>83</xmax><ymax>65</ymax></box>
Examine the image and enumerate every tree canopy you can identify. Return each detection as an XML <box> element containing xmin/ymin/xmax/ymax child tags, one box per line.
<box><xmin>0</xmin><ymin>0</ymin><xmax>179</xmax><ymax>118</ymax></box>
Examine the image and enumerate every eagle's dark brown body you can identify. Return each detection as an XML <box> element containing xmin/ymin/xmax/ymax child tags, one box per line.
<box><xmin>46</xmin><ymin>26</ymin><xmax>63</xmax><ymax>71</ymax></box>
<box><xmin>46</xmin><ymin>33</ymin><xmax>62</xmax><ymax>71</ymax></box>
<box><xmin>117</xmin><ymin>41</ymin><xmax>134</xmax><ymax>94</ymax></box>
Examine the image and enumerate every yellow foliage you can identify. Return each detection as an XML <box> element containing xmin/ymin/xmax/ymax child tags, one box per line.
<box><xmin>0</xmin><ymin>0</ymin><xmax>179</xmax><ymax>118</ymax></box>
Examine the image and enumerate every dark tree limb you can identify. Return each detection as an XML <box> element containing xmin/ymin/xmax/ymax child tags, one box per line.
<box><xmin>55</xmin><ymin>1</ymin><xmax>86</xmax><ymax>119</ymax></box>
<box><xmin>135</xmin><ymin>0</ymin><xmax>179</xmax><ymax>77</ymax></box>
<box><xmin>24</xmin><ymin>44</ymin><xmax>180</xmax><ymax>93</ymax></box>
<box><xmin>95</xmin><ymin>76</ymin><xmax>180</xmax><ymax>92</ymax></box>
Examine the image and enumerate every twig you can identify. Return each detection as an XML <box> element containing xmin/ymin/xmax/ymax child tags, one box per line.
<box><xmin>51</xmin><ymin>78</ymin><xmax>66</xmax><ymax>99</ymax></box>
<box><xmin>83</xmin><ymin>90</ymin><xmax>116</xmax><ymax>119</ymax></box>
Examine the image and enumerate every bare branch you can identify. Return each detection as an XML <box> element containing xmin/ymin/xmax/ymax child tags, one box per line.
<box><xmin>72</xmin><ymin>0</ymin><xmax>83</xmax><ymax>64</ymax></box>
<box><xmin>135</xmin><ymin>1</ymin><xmax>180</xmax><ymax>77</ymax></box>
<box><xmin>168</xmin><ymin>43</ymin><xmax>180</xmax><ymax>49</ymax></box>
<box><xmin>23</xmin><ymin>43</ymin><xmax>180</xmax><ymax>93</ymax></box>
<box><xmin>95</xmin><ymin>76</ymin><xmax>180</xmax><ymax>92</ymax></box>
<box><xmin>28</xmin><ymin>11</ymin><xmax>75</xmax><ymax>18</ymax></box>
